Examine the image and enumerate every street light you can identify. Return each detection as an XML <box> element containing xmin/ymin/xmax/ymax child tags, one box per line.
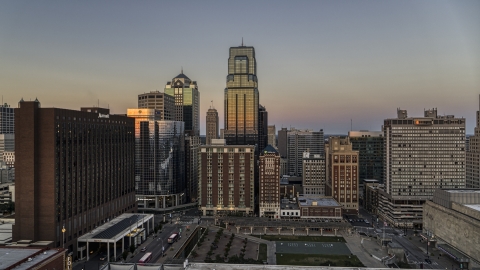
<box><xmin>62</xmin><ymin>225</ymin><xmax>66</xmax><ymax>248</ymax></box>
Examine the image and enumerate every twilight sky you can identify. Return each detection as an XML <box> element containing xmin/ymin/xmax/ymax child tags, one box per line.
<box><xmin>1</xmin><ymin>1</ymin><xmax>479</xmax><ymax>134</ymax></box>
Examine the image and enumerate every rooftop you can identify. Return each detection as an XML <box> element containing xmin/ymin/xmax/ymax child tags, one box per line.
<box><xmin>0</xmin><ymin>247</ymin><xmax>63</xmax><ymax>270</ymax></box>
<box><xmin>78</xmin><ymin>213</ymin><xmax>153</xmax><ymax>243</ymax></box>
<box><xmin>445</xmin><ymin>189</ymin><xmax>480</xmax><ymax>194</ymax></box>
<box><xmin>298</xmin><ymin>196</ymin><xmax>341</xmax><ymax>207</ymax></box>
<box><xmin>465</xmin><ymin>204</ymin><xmax>480</xmax><ymax>212</ymax></box>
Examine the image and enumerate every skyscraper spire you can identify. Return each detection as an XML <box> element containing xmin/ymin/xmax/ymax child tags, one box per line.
<box><xmin>181</xmin><ymin>66</ymin><xmax>183</xmax><ymax>74</ymax></box>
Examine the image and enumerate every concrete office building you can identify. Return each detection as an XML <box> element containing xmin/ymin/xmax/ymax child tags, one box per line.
<box><xmin>127</xmin><ymin>109</ymin><xmax>186</xmax><ymax>209</ymax></box>
<box><xmin>348</xmin><ymin>131</ymin><xmax>384</xmax><ymax>183</ymax></box>
<box><xmin>223</xmin><ymin>46</ymin><xmax>259</xmax><ymax>147</ymax></box>
<box><xmin>379</xmin><ymin>108</ymin><xmax>466</xmax><ymax>228</ymax></box>
<box><xmin>137</xmin><ymin>91</ymin><xmax>175</xmax><ymax>120</ymax></box>
<box><xmin>206</xmin><ymin>107</ymin><xmax>219</xmax><ymax>145</ymax></box>
<box><xmin>277</xmin><ymin>127</ymin><xmax>288</xmax><ymax>158</ymax></box>
<box><xmin>13</xmin><ymin>100</ymin><xmax>137</xmax><ymax>255</ymax></box>
<box><xmin>165</xmin><ymin>72</ymin><xmax>200</xmax><ymax>203</ymax></box>
<box><xmin>259</xmin><ymin>145</ymin><xmax>280</xmax><ymax>219</ymax></box>
<box><xmin>467</xmin><ymin>97</ymin><xmax>480</xmax><ymax>188</ymax></box>
<box><xmin>423</xmin><ymin>189</ymin><xmax>480</xmax><ymax>269</ymax></box>
<box><xmin>0</xmin><ymin>103</ymin><xmax>14</xmax><ymax>134</ymax></box>
<box><xmin>268</xmin><ymin>125</ymin><xmax>276</xmax><ymax>148</ymax></box>
<box><xmin>326</xmin><ymin>137</ymin><xmax>359</xmax><ymax>214</ymax></box>
<box><xmin>0</xmin><ymin>134</ymin><xmax>14</xmax><ymax>164</ymax></box>
<box><xmin>199</xmin><ymin>139</ymin><xmax>254</xmax><ymax>216</ymax></box>
<box><xmin>288</xmin><ymin>128</ymin><xmax>324</xmax><ymax>177</ymax></box>
<box><xmin>302</xmin><ymin>151</ymin><xmax>326</xmax><ymax>195</ymax></box>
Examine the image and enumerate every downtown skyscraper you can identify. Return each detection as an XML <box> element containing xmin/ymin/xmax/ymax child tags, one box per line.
<box><xmin>165</xmin><ymin>72</ymin><xmax>200</xmax><ymax>203</ymax></box>
<box><xmin>224</xmin><ymin>46</ymin><xmax>259</xmax><ymax>148</ymax></box>
<box><xmin>206</xmin><ymin>107</ymin><xmax>219</xmax><ymax>145</ymax></box>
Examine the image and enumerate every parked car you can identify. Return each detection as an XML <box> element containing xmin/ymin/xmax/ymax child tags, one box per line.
<box><xmin>141</xmin><ymin>247</ymin><xmax>147</xmax><ymax>252</ymax></box>
<box><xmin>425</xmin><ymin>258</ymin><xmax>432</xmax><ymax>264</ymax></box>
<box><xmin>99</xmin><ymin>255</ymin><xmax>107</xmax><ymax>261</ymax></box>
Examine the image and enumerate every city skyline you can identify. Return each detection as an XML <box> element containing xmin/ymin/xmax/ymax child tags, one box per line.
<box><xmin>1</xmin><ymin>1</ymin><xmax>479</xmax><ymax>134</ymax></box>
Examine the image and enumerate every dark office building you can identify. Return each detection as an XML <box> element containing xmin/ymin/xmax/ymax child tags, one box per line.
<box><xmin>348</xmin><ymin>131</ymin><xmax>384</xmax><ymax>183</ymax></box>
<box><xmin>13</xmin><ymin>100</ymin><xmax>137</xmax><ymax>255</ymax></box>
<box><xmin>278</xmin><ymin>127</ymin><xmax>288</xmax><ymax>158</ymax></box>
<box><xmin>0</xmin><ymin>103</ymin><xmax>14</xmax><ymax>134</ymax></box>
<box><xmin>258</xmin><ymin>104</ymin><xmax>268</xmax><ymax>153</ymax></box>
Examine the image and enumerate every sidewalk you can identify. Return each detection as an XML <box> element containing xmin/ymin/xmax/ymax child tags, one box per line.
<box><xmin>344</xmin><ymin>232</ymin><xmax>388</xmax><ymax>268</ymax></box>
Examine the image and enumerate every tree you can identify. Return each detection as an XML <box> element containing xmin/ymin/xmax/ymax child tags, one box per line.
<box><xmin>130</xmin><ymin>244</ymin><xmax>135</xmax><ymax>254</ymax></box>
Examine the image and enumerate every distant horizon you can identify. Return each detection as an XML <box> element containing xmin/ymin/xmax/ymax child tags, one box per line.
<box><xmin>1</xmin><ymin>1</ymin><xmax>478</xmax><ymax>134</ymax></box>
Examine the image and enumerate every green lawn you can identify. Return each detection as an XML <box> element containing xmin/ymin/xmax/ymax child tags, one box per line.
<box><xmin>276</xmin><ymin>253</ymin><xmax>364</xmax><ymax>267</ymax></box>
<box><xmin>252</xmin><ymin>235</ymin><xmax>346</xmax><ymax>243</ymax></box>
<box><xmin>258</xmin><ymin>243</ymin><xmax>267</xmax><ymax>261</ymax></box>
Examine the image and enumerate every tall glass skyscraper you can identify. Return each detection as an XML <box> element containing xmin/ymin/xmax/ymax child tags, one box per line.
<box><xmin>127</xmin><ymin>109</ymin><xmax>185</xmax><ymax>210</ymax></box>
<box><xmin>164</xmin><ymin>72</ymin><xmax>200</xmax><ymax>135</ymax></box>
<box><xmin>224</xmin><ymin>46</ymin><xmax>259</xmax><ymax>147</ymax></box>
<box><xmin>165</xmin><ymin>72</ymin><xmax>200</xmax><ymax>203</ymax></box>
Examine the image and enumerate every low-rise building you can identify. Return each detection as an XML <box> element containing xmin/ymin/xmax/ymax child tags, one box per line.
<box><xmin>297</xmin><ymin>196</ymin><xmax>342</xmax><ymax>220</ymax></box>
<box><xmin>423</xmin><ymin>189</ymin><xmax>480</xmax><ymax>269</ymax></box>
<box><xmin>280</xmin><ymin>200</ymin><xmax>300</xmax><ymax>219</ymax></box>
<box><xmin>363</xmin><ymin>180</ymin><xmax>382</xmax><ymax>214</ymax></box>
<box><xmin>0</xmin><ymin>246</ymin><xmax>65</xmax><ymax>269</ymax></box>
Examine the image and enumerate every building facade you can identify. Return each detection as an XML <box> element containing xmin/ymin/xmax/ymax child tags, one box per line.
<box><xmin>467</xmin><ymin>97</ymin><xmax>480</xmax><ymax>188</ymax></box>
<box><xmin>302</xmin><ymin>151</ymin><xmax>326</xmax><ymax>195</ymax></box>
<box><xmin>259</xmin><ymin>145</ymin><xmax>280</xmax><ymax>219</ymax></box>
<box><xmin>0</xmin><ymin>103</ymin><xmax>14</xmax><ymax>134</ymax></box>
<box><xmin>287</xmin><ymin>128</ymin><xmax>324</xmax><ymax>177</ymax></box>
<box><xmin>423</xmin><ymin>189</ymin><xmax>480</xmax><ymax>269</ymax></box>
<box><xmin>380</xmin><ymin>108</ymin><xmax>466</xmax><ymax>227</ymax></box>
<box><xmin>348</xmin><ymin>131</ymin><xmax>384</xmax><ymax>183</ymax></box>
<box><xmin>267</xmin><ymin>125</ymin><xmax>276</xmax><ymax>148</ymax></box>
<box><xmin>165</xmin><ymin>72</ymin><xmax>200</xmax><ymax>203</ymax></box>
<box><xmin>223</xmin><ymin>46</ymin><xmax>259</xmax><ymax>147</ymax></box>
<box><xmin>277</xmin><ymin>127</ymin><xmax>288</xmax><ymax>158</ymax></box>
<box><xmin>206</xmin><ymin>107</ymin><xmax>219</xmax><ymax>145</ymax></box>
<box><xmin>137</xmin><ymin>91</ymin><xmax>175</xmax><ymax>120</ymax></box>
<box><xmin>258</xmin><ymin>105</ymin><xmax>268</xmax><ymax>152</ymax></box>
<box><xmin>127</xmin><ymin>109</ymin><xmax>186</xmax><ymax>209</ymax></box>
<box><xmin>326</xmin><ymin>137</ymin><xmax>359</xmax><ymax>214</ymax></box>
<box><xmin>13</xmin><ymin>100</ymin><xmax>137</xmax><ymax>255</ymax></box>
<box><xmin>198</xmin><ymin>140</ymin><xmax>254</xmax><ymax>216</ymax></box>
<box><xmin>297</xmin><ymin>196</ymin><xmax>343</xmax><ymax>220</ymax></box>
<box><xmin>0</xmin><ymin>134</ymin><xmax>14</xmax><ymax>164</ymax></box>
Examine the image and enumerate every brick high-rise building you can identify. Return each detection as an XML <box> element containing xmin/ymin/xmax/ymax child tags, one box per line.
<box><xmin>206</xmin><ymin>107</ymin><xmax>219</xmax><ymax>145</ymax></box>
<box><xmin>199</xmin><ymin>139</ymin><xmax>254</xmax><ymax>216</ymax></box>
<box><xmin>13</xmin><ymin>100</ymin><xmax>137</xmax><ymax>254</ymax></box>
<box><xmin>326</xmin><ymin>137</ymin><xmax>359</xmax><ymax>215</ymax></box>
<box><xmin>259</xmin><ymin>145</ymin><xmax>280</xmax><ymax>219</ymax></box>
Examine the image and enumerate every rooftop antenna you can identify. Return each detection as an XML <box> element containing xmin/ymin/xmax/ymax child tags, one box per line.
<box><xmin>241</xmin><ymin>37</ymin><xmax>243</xmax><ymax>46</ymax></box>
<box><xmin>181</xmin><ymin>66</ymin><xmax>183</xmax><ymax>74</ymax></box>
<box><xmin>211</xmin><ymin>100</ymin><xmax>214</xmax><ymax>109</ymax></box>
<box><xmin>98</xmin><ymin>99</ymin><xmax>99</xmax><ymax>108</ymax></box>
<box><xmin>351</xmin><ymin>119</ymin><xmax>352</xmax><ymax>131</ymax></box>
